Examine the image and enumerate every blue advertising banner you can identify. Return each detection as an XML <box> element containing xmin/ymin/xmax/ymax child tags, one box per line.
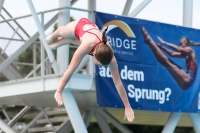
<box><xmin>95</xmin><ymin>12</ymin><xmax>200</xmax><ymax>113</ymax></box>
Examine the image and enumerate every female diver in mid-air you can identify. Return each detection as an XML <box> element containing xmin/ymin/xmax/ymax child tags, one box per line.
<box><xmin>46</xmin><ymin>18</ymin><xmax>134</xmax><ymax>122</ymax></box>
<box><xmin>141</xmin><ymin>27</ymin><xmax>198</xmax><ymax>90</ymax></box>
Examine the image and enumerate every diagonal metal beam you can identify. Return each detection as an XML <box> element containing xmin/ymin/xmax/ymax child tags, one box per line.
<box><xmin>94</xmin><ymin>111</ymin><xmax>112</xmax><ymax>133</ymax></box>
<box><xmin>41</xmin><ymin>107</ymin><xmax>56</xmax><ymax>133</ymax></box>
<box><xmin>20</xmin><ymin>108</ymin><xmax>52</xmax><ymax>133</ymax></box>
<box><xmin>0</xmin><ymin>14</ymin><xmax>25</xmax><ymax>40</ymax></box>
<box><xmin>2</xmin><ymin>108</ymin><xmax>10</xmax><ymax>121</ymax></box>
<box><xmin>0</xmin><ymin>47</ymin><xmax>22</xmax><ymax>80</ymax></box>
<box><xmin>0</xmin><ymin>14</ymin><xmax>58</xmax><ymax>73</ymax></box>
<box><xmin>128</xmin><ymin>0</ymin><xmax>152</xmax><ymax>17</ymax></box>
<box><xmin>98</xmin><ymin>109</ymin><xmax>133</xmax><ymax>133</ymax></box>
<box><xmin>20</xmin><ymin>111</ymin><xmax>44</xmax><ymax>133</ymax></box>
<box><xmin>1</xmin><ymin>27</ymin><xmax>19</xmax><ymax>55</ymax></box>
<box><xmin>189</xmin><ymin>113</ymin><xmax>200</xmax><ymax>133</ymax></box>
<box><xmin>162</xmin><ymin>113</ymin><xmax>181</xmax><ymax>133</ymax></box>
<box><xmin>83</xmin><ymin>109</ymin><xmax>95</xmax><ymax>127</ymax></box>
<box><xmin>26</xmin><ymin>0</ymin><xmax>59</xmax><ymax>74</ymax></box>
<box><xmin>0</xmin><ymin>37</ymin><xmax>24</xmax><ymax>42</ymax></box>
<box><xmin>3</xmin><ymin>8</ymin><xmax>30</xmax><ymax>38</ymax></box>
<box><xmin>62</xmin><ymin>90</ymin><xmax>88</xmax><ymax>133</ymax></box>
<box><xmin>7</xmin><ymin>106</ymin><xmax>31</xmax><ymax>127</ymax></box>
<box><xmin>0</xmin><ymin>119</ymin><xmax>15</xmax><ymax>133</ymax></box>
<box><xmin>122</xmin><ymin>0</ymin><xmax>133</xmax><ymax>15</ymax></box>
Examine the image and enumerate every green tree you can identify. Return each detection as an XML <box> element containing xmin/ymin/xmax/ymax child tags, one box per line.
<box><xmin>0</xmin><ymin>73</ymin><xmax>8</xmax><ymax>82</ymax></box>
<box><xmin>15</xmin><ymin>39</ymin><xmax>41</xmax><ymax>77</ymax></box>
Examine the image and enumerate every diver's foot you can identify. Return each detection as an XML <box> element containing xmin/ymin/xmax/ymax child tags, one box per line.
<box><xmin>141</xmin><ymin>27</ymin><xmax>154</xmax><ymax>45</ymax></box>
<box><xmin>45</xmin><ymin>35</ymin><xmax>53</xmax><ymax>45</ymax></box>
<box><xmin>49</xmin><ymin>44</ymin><xmax>58</xmax><ymax>50</ymax></box>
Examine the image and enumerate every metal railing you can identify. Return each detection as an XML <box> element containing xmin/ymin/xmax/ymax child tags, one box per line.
<box><xmin>0</xmin><ymin>6</ymin><xmax>95</xmax><ymax>82</ymax></box>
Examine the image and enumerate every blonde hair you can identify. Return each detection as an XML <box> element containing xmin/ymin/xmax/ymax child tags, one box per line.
<box><xmin>95</xmin><ymin>26</ymin><xmax>114</xmax><ymax>65</ymax></box>
<box><xmin>181</xmin><ymin>36</ymin><xmax>200</xmax><ymax>46</ymax></box>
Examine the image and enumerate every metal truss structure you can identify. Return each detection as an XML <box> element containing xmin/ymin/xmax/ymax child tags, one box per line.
<box><xmin>0</xmin><ymin>0</ymin><xmax>199</xmax><ymax>133</ymax></box>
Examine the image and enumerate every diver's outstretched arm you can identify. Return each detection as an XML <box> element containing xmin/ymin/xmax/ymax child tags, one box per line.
<box><xmin>157</xmin><ymin>36</ymin><xmax>180</xmax><ymax>51</ymax></box>
<box><xmin>157</xmin><ymin>43</ymin><xmax>182</xmax><ymax>58</ymax></box>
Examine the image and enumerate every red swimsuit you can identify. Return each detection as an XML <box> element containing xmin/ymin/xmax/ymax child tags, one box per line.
<box><xmin>185</xmin><ymin>55</ymin><xmax>197</xmax><ymax>87</ymax></box>
<box><xmin>74</xmin><ymin>18</ymin><xmax>103</xmax><ymax>55</ymax></box>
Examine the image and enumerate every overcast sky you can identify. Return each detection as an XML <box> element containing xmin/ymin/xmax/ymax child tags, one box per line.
<box><xmin>3</xmin><ymin>0</ymin><xmax>200</xmax><ymax>28</ymax></box>
<box><xmin>1</xmin><ymin>0</ymin><xmax>200</xmax><ymax>55</ymax></box>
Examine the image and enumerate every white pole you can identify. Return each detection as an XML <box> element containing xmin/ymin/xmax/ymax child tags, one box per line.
<box><xmin>41</xmin><ymin>13</ymin><xmax>45</xmax><ymax>76</ymax></box>
<box><xmin>94</xmin><ymin>111</ymin><xmax>112</xmax><ymax>133</ymax></box>
<box><xmin>83</xmin><ymin>109</ymin><xmax>95</xmax><ymax>127</ymax></box>
<box><xmin>162</xmin><ymin>1</ymin><xmax>194</xmax><ymax>132</ymax></box>
<box><xmin>183</xmin><ymin>1</ymin><xmax>200</xmax><ymax>132</ymax></box>
<box><xmin>57</xmin><ymin>0</ymin><xmax>70</xmax><ymax>74</ymax></box>
<box><xmin>26</xmin><ymin>0</ymin><xmax>59</xmax><ymax>74</ymax></box>
<box><xmin>122</xmin><ymin>0</ymin><xmax>133</xmax><ymax>15</ymax></box>
<box><xmin>183</xmin><ymin>0</ymin><xmax>193</xmax><ymax>26</ymax></box>
<box><xmin>189</xmin><ymin>113</ymin><xmax>200</xmax><ymax>132</ymax></box>
<box><xmin>62</xmin><ymin>90</ymin><xmax>88</xmax><ymax>133</ymax></box>
<box><xmin>98</xmin><ymin>109</ymin><xmax>132</xmax><ymax>133</ymax></box>
<box><xmin>88</xmin><ymin>0</ymin><xmax>96</xmax><ymax>20</ymax></box>
<box><xmin>129</xmin><ymin>0</ymin><xmax>152</xmax><ymax>17</ymax></box>
<box><xmin>88</xmin><ymin>0</ymin><xmax>96</xmax><ymax>75</ymax></box>
<box><xmin>162</xmin><ymin>113</ymin><xmax>181</xmax><ymax>133</ymax></box>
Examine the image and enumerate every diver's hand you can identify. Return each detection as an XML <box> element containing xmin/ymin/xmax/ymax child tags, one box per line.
<box><xmin>54</xmin><ymin>91</ymin><xmax>63</xmax><ymax>106</ymax></box>
<box><xmin>157</xmin><ymin>36</ymin><xmax>166</xmax><ymax>44</ymax></box>
<box><xmin>124</xmin><ymin>106</ymin><xmax>134</xmax><ymax>122</ymax></box>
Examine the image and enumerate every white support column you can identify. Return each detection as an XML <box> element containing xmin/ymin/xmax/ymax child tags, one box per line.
<box><xmin>2</xmin><ymin>108</ymin><xmax>10</xmax><ymax>121</ymax></box>
<box><xmin>26</xmin><ymin>0</ymin><xmax>59</xmax><ymax>74</ymax></box>
<box><xmin>0</xmin><ymin>14</ymin><xmax>58</xmax><ymax>73</ymax></box>
<box><xmin>83</xmin><ymin>109</ymin><xmax>95</xmax><ymax>127</ymax></box>
<box><xmin>128</xmin><ymin>0</ymin><xmax>152</xmax><ymax>17</ymax></box>
<box><xmin>57</xmin><ymin>0</ymin><xmax>70</xmax><ymax>74</ymax></box>
<box><xmin>183</xmin><ymin>0</ymin><xmax>193</xmax><ymax>26</ymax></box>
<box><xmin>62</xmin><ymin>90</ymin><xmax>88</xmax><ymax>133</ymax></box>
<box><xmin>88</xmin><ymin>0</ymin><xmax>96</xmax><ymax>75</ymax></box>
<box><xmin>122</xmin><ymin>0</ymin><xmax>133</xmax><ymax>15</ymax></box>
<box><xmin>182</xmin><ymin>1</ymin><xmax>200</xmax><ymax>132</ymax></box>
<box><xmin>189</xmin><ymin>113</ymin><xmax>200</xmax><ymax>132</ymax></box>
<box><xmin>0</xmin><ymin>0</ymin><xmax>4</xmax><ymax>14</ymax></box>
<box><xmin>94</xmin><ymin>111</ymin><xmax>112</xmax><ymax>133</ymax></box>
<box><xmin>162</xmin><ymin>113</ymin><xmax>181</xmax><ymax>133</ymax></box>
<box><xmin>0</xmin><ymin>119</ymin><xmax>15</xmax><ymax>133</ymax></box>
<box><xmin>98</xmin><ymin>109</ymin><xmax>133</xmax><ymax>133</ymax></box>
<box><xmin>88</xmin><ymin>0</ymin><xmax>96</xmax><ymax>21</ymax></box>
<box><xmin>41</xmin><ymin>13</ymin><xmax>45</xmax><ymax>76</ymax></box>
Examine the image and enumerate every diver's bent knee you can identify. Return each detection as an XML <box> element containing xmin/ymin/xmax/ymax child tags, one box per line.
<box><xmin>179</xmin><ymin>81</ymin><xmax>190</xmax><ymax>90</ymax></box>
